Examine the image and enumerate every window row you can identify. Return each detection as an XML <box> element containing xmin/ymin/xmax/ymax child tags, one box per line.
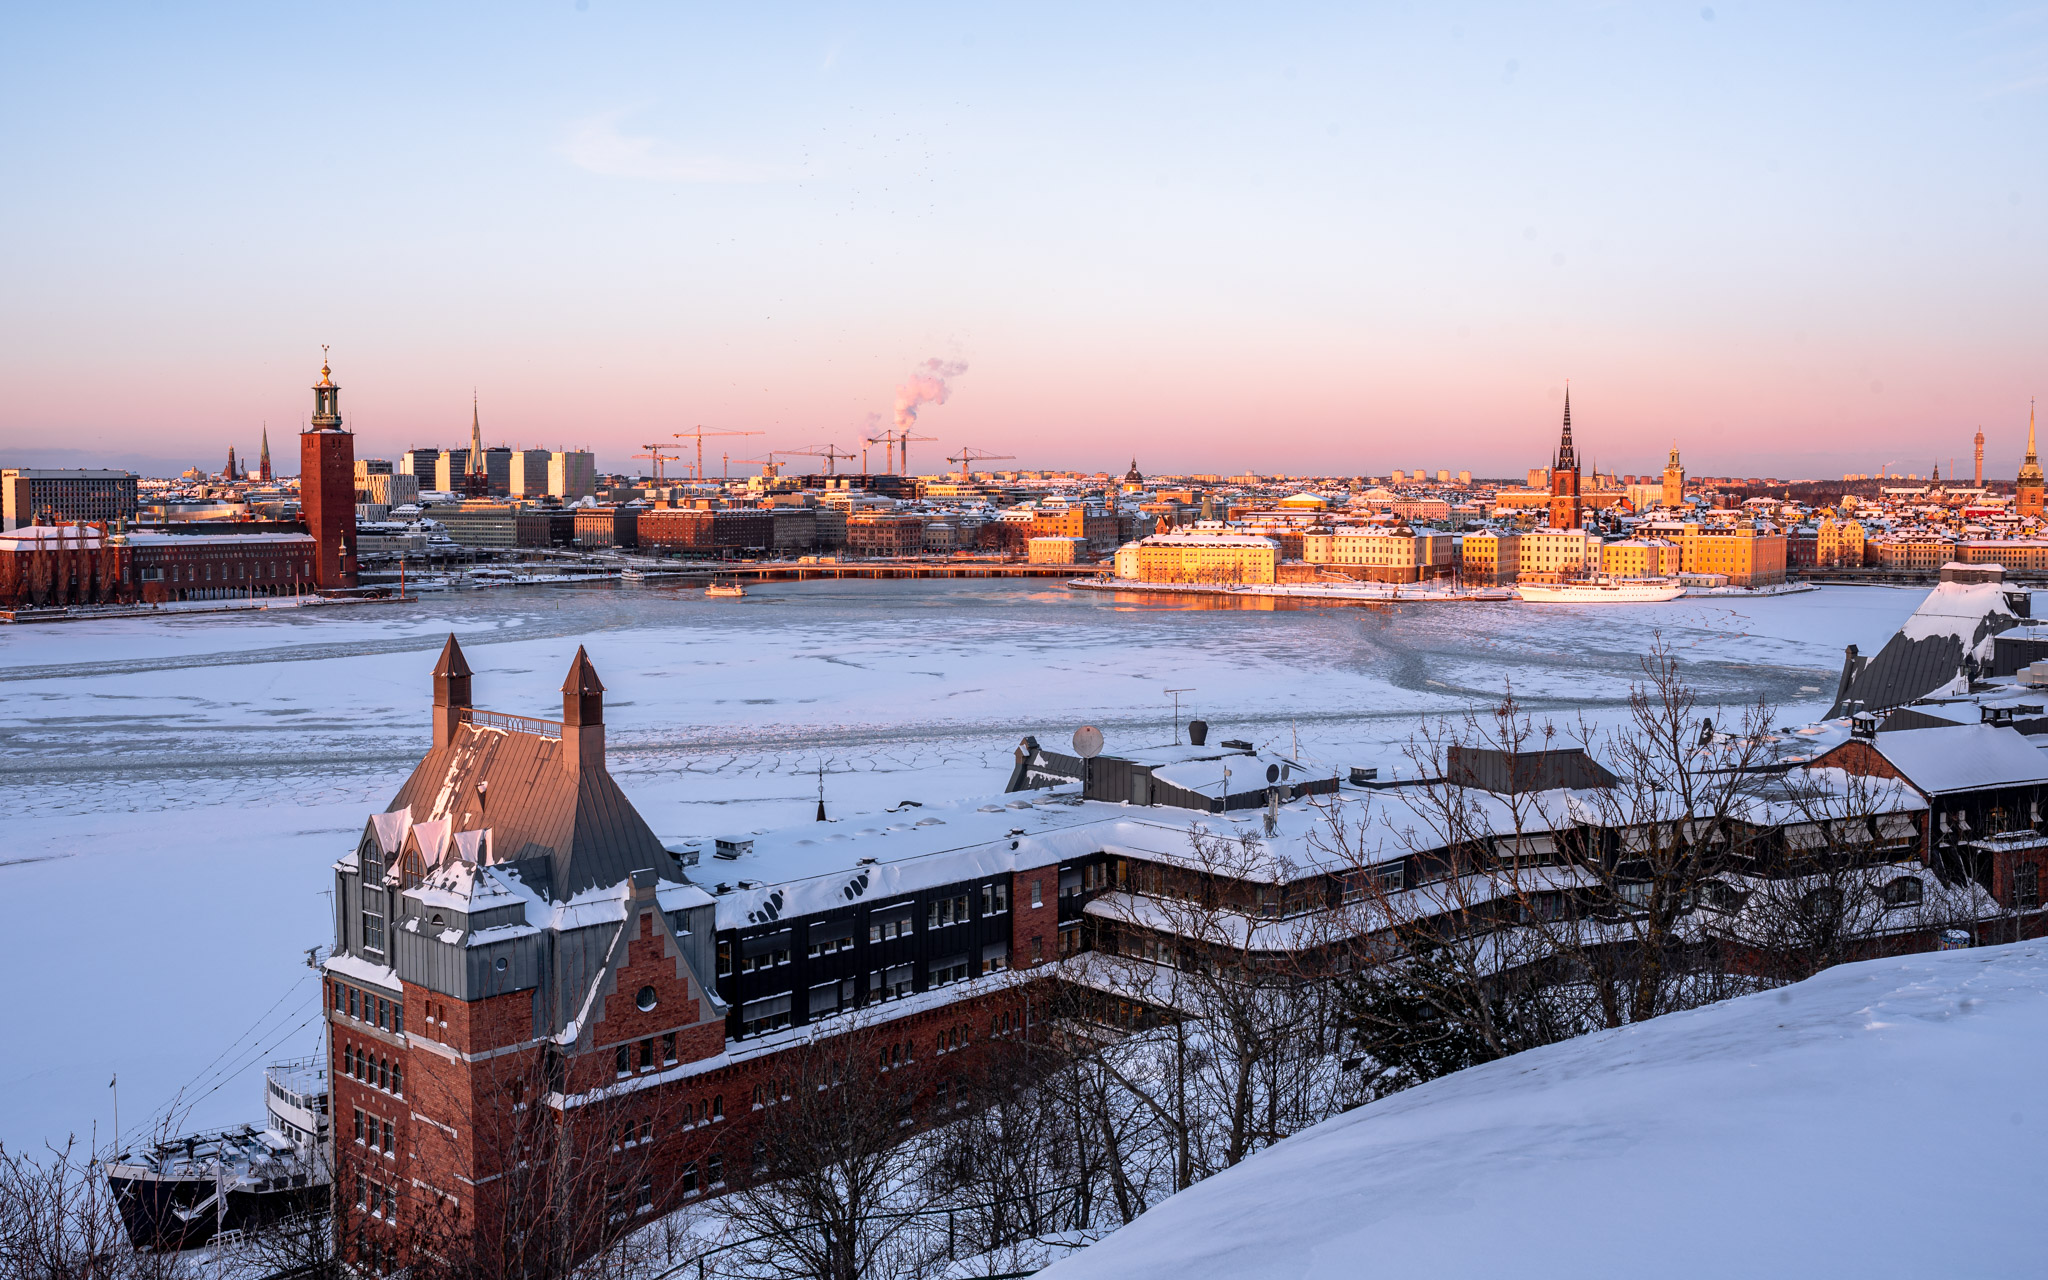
<box><xmin>352</xmin><ymin>1108</ymin><xmax>396</xmax><ymax>1157</ymax></box>
<box><xmin>614</xmin><ymin>1032</ymin><xmax>682</xmax><ymax>1077</ymax></box>
<box><xmin>354</xmin><ymin>1172</ymin><xmax>398</xmax><ymax>1223</ymax></box>
<box><xmin>343</xmin><ymin>1043</ymin><xmax>402</xmax><ymax>1097</ymax></box>
<box><xmin>333</xmin><ymin>983</ymin><xmax>403</xmax><ymax>1035</ymax></box>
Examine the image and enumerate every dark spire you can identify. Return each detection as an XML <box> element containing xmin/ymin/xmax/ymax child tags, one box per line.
<box><xmin>433</xmin><ymin>633</ymin><xmax>473</xmax><ymax>680</ymax></box>
<box><xmin>561</xmin><ymin>645</ymin><xmax>604</xmax><ymax>696</ymax></box>
<box><xmin>1555</xmin><ymin>385</ymin><xmax>1577</xmax><ymax>472</ymax></box>
<box><xmin>432</xmin><ymin>634</ymin><xmax>473</xmax><ymax>746</ymax></box>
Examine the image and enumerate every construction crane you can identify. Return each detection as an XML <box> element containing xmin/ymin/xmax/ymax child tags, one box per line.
<box><xmin>946</xmin><ymin>447</ymin><xmax>1015</xmax><ymax>483</ymax></box>
<box><xmin>867</xmin><ymin>426</ymin><xmax>937</xmax><ymax>476</ymax></box>
<box><xmin>635</xmin><ymin>443</ymin><xmax>680</xmax><ymax>481</ymax></box>
<box><xmin>729</xmin><ymin>452</ymin><xmax>786</xmax><ymax>479</ymax></box>
<box><xmin>782</xmin><ymin>444</ymin><xmax>857</xmax><ymax>476</ymax></box>
<box><xmin>675</xmin><ymin>426</ymin><xmax>763</xmax><ymax>482</ymax></box>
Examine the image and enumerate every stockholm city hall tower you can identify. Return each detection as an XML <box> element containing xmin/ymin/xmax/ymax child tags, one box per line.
<box><xmin>300</xmin><ymin>348</ymin><xmax>359</xmax><ymax>588</ymax></box>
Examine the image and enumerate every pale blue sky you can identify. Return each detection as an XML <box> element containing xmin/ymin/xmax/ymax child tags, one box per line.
<box><xmin>2</xmin><ymin>3</ymin><xmax>2044</xmax><ymax>478</ymax></box>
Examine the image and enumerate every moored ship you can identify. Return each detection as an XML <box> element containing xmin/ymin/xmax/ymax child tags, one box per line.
<box><xmin>1515</xmin><ymin>577</ymin><xmax>1685</xmax><ymax>604</ymax></box>
<box><xmin>104</xmin><ymin>1058</ymin><xmax>330</xmax><ymax>1251</ymax></box>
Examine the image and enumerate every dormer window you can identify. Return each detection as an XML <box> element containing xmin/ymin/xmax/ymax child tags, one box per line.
<box><xmin>1881</xmin><ymin>877</ymin><xmax>1924</xmax><ymax>909</ymax></box>
<box><xmin>402</xmin><ymin>850</ymin><xmax>425</xmax><ymax>890</ymax></box>
<box><xmin>430</xmin><ymin>913</ymin><xmax>445</xmax><ymax>928</ymax></box>
<box><xmin>362</xmin><ymin>844</ymin><xmax>386</xmax><ymax>886</ymax></box>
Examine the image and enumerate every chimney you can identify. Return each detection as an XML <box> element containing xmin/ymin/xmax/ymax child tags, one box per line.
<box><xmin>1187</xmin><ymin>719</ymin><xmax>1209</xmax><ymax>747</ymax></box>
<box><xmin>561</xmin><ymin>646</ymin><xmax>606</xmax><ymax>775</ymax></box>
<box><xmin>432</xmin><ymin>634</ymin><xmax>473</xmax><ymax>747</ymax></box>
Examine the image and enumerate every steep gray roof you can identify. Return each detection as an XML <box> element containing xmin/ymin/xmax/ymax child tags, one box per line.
<box><xmin>385</xmin><ymin>721</ymin><xmax>677</xmax><ymax>903</ymax></box>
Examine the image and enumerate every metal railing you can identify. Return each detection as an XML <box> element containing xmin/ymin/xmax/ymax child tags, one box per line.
<box><xmin>457</xmin><ymin>706</ymin><xmax>564</xmax><ymax>739</ymax></box>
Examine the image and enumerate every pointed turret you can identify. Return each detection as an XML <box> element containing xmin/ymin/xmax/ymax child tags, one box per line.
<box><xmin>562</xmin><ymin>646</ymin><xmax>606</xmax><ymax>774</ymax></box>
<box><xmin>259</xmin><ymin>425</ymin><xmax>272</xmax><ymax>482</ymax></box>
<box><xmin>2019</xmin><ymin>400</ymin><xmax>2044</xmax><ymax>520</ymax></box>
<box><xmin>432</xmin><ymin>634</ymin><xmax>473</xmax><ymax>746</ymax></box>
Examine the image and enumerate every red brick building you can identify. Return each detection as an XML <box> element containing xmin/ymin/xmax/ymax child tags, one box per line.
<box><xmin>0</xmin><ymin>524</ymin><xmax>318</xmax><ymax>607</ymax></box>
<box><xmin>636</xmin><ymin>508</ymin><xmax>774</xmax><ymax>554</ymax></box>
<box><xmin>301</xmin><ymin>354</ymin><xmax>359</xmax><ymax>589</ymax></box>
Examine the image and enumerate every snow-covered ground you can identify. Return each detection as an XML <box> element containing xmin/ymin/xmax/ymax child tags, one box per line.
<box><xmin>0</xmin><ymin>580</ymin><xmax>1925</xmax><ymax>1146</ymax></box>
<box><xmin>1041</xmin><ymin>940</ymin><xmax>2047</xmax><ymax>1280</ymax></box>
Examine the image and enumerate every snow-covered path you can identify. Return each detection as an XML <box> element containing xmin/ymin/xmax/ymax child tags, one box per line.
<box><xmin>0</xmin><ymin>580</ymin><xmax>1921</xmax><ymax>1145</ymax></box>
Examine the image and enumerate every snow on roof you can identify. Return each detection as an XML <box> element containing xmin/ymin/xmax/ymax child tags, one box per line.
<box><xmin>1039</xmin><ymin>941</ymin><xmax>2048</xmax><ymax>1280</ymax></box>
<box><xmin>1132</xmin><ymin>532</ymin><xmax>1280</xmax><ymax>549</ymax></box>
<box><xmin>1895</xmin><ymin>579</ymin><xmax>2021</xmax><ymax>660</ymax></box>
<box><xmin>1871</xmin><ymin>723</ymin><xmax>2048</xmax><ymax>795</ymax></box>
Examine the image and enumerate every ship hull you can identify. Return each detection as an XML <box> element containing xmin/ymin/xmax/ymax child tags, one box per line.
<box><xmin>1515</xmin><ymin>581</ymin><xmax>1684</xmax><ymax>603</ymax></box>
<box><xmin>107</xmin><ymin>1167</ymin><xmax>327</xmax><ymax>1251</ymax></box>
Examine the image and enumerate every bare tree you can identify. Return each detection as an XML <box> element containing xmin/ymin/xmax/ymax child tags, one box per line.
<box><xmin>0</xmin><ymin>1136</ymin><xmax>200</xmax><ymax>1280</ymax></box>
<box><xmin>711</xmin><ymin>1021</ymin><xmax>936</xmax><ymax>1280</ymax></box>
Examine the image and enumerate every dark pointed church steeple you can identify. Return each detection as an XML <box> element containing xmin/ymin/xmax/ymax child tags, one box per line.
<box><xmin>1555</xmin><ymin>387</ymin><xmax>1577</xmax><ymax>472</ymax></box>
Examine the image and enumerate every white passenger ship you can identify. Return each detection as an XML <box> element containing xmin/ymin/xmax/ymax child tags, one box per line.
<box><xmin>1515</xmin><ymin>577</ymin><xmax>1684</xmax><ymax>604</ymax></box>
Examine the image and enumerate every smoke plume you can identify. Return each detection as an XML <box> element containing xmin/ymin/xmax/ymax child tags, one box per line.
<box><xmin>894</xmin><ymin>358</ymin><xmax>968</xmax><ymax>430</ymax></box>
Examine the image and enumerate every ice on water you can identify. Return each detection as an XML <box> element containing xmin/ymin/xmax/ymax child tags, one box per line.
<box><xmin>0</xmin><ymin>580</ymin><xmax>1926</xmax><ymax>1145</ymax></box>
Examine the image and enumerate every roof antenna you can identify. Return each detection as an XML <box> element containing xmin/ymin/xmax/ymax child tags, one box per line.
<box><xmin>815</xmin><ymin>761</ymin><xmax>828</xmax><ymax>822</ymax></box>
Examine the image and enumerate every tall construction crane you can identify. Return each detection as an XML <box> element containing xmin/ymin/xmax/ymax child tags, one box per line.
<box><xmin>867</xmin><ymin>426</ymin><xmax>937</xmax><ymax>476</ymax></box>
<box><xmin>635</xmin><ymin>443</ymin><xmax>680</xmax><ymax>481</ymax></box>
<box><xmin>675</xmin><ymin>426</ymin><xmax>763</xmax><ymax>482</ymax></box>
<box><xmin>729</xmin><ymin>452</ymin><xmax>787</xmax><ymax>479</ymax></box>
<box><xmin>946</xmin><ymin>447</ymin><xmax>1015</xmax><ymax>483</ymax></box>
<box><xmin>782</xmin><ymin>444</ymin><xmax>857</xmax><ymax>476</ymax></box>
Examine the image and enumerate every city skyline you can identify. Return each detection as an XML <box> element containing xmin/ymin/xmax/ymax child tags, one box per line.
<box><xmin>4</xmin><ymin>3</ymin><xmax>2046</xmax><ymax>475</ymax></box>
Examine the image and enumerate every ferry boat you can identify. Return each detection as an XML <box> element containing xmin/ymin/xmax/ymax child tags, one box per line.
<box><xmin>104</xmin><ymin>1057</ymin><xmax>330</xmax><ymax>1251</ymax></box>
<box><xmin>705</xmin><ymin>580</ymin><xmax>747</xmax><ymax>598</ymax></box>
<box><xmin>1515</xmin><ymin>577</ymin><xmax>1685</xmax><ymax>604</ymax></box>
<box><xmin>619</xmin><ymin>567</ymin><xmax>648</xmax><ymax>582</ymax></box>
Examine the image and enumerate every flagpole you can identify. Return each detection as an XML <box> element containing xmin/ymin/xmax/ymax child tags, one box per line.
<box><xmin>111</xmin><ymin>1072</ymin><xmax>119</xmax><ymax>1157</ymax></box>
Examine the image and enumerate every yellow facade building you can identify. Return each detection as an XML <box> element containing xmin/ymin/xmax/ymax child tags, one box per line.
<box><xmin>1113</xmin><ymin>533</ymin><xmax>1279</xmax><ymax>584</ymax></box>
<box><xmin>1300</xmin><ymin>529</ymin><xmax>1454</xmax><ymax>582</ymax></box>
<box><xmin>1516</xmin><ymin>528</ymin><xmax>1598</xmax><ymax>581</ymax></box>
<box><xmin>1459</xmin><ymin>531</ymin><xmax>1521</xmax><ymax>585</ymax></box>
<box><xmin>1815</xmin><ymin>516</ymin><xmax>1867</xmax><ymax>569</ymax></box>
<box><xmin>1601</xmin><ymin>538</ymin><xmax>1681</xmax><ymax>579</ymax></box>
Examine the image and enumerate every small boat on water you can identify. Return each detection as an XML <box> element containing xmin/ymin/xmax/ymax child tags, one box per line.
<box><xmin>705</xmin><ymin>580</ymin><xmax>747</xmax><ymax>598</ymax></box>
<box><xmin>1515</xmin><ymin>577</ymin><xmax>1684</xmax><ymax>604</ymax></box>
<box><xmin>104</xmin><ymin>1057</ymin><xmax>330</xmax><ymax>1250</ymax></box>
<box><xmin>620</xmin><ymin>568</ymin><xmax>647</xmax><ymax>582</ymax></box>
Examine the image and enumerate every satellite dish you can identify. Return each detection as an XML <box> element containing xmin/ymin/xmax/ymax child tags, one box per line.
<box><xmin>1072</xmin><ymin>725</ymin><xmax>1104</xmax><ymax>759</ymax></box>
<box><xmin>1265</xmin><ymin>763</ymin><xmax>1281</xmax><ymax>784</ymax></box>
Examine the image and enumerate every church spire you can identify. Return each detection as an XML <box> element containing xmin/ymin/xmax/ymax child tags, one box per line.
<box><xmin>467</xmin><ymin>391</ymin><xmax>485</xmax><ymax>476</ymax></box>
<box><xmin>1555</xmin><ymin>385</ymin><xmax>1577</xmax><ymax>472</ymax></box>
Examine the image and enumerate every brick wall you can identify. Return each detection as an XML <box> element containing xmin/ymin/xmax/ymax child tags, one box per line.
<box><xmin>1010</xmin><ymin>868</ymin><xmax>1058</xmax><ymax>970</ymax></box>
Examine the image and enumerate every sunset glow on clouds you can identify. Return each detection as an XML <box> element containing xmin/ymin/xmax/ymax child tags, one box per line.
<box><xmin>2</xmin><ymin>3</ymin><xmax>2045</xmax><ymax>479</ymax></box>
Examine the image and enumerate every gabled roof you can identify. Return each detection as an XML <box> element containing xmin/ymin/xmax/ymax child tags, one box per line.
<box><xmin>385</xmin><ymin>721</ymin><xmax>674</xmax><ymax>902</ymax></box>
<box><xmin>1869</xmin><ymin>724</ymin><xmax>2048</xmax><ymax>796</ymax></box>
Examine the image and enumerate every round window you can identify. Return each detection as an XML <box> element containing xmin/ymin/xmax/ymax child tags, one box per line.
<box><xmin>495</xmin><ymin>956</ymin><xmax>509</xmax><ymax>972</ymax></box>
<box><xmin>636</xmin><ymin>985</ymin><xmax>658</xmax><ymax>1012</ymax></box>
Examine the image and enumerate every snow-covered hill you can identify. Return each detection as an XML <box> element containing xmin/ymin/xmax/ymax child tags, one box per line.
<box><xmin>1043</xmin><ymin>942</ymin><xmax>2046</xmax><ymax>1280</ymax></box>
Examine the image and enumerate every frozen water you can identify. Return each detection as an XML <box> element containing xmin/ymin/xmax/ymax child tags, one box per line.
<box><xmin>0</xmin><ymin>579</ymin><xmax>1926</xmax><ymax>1145</ymax></box>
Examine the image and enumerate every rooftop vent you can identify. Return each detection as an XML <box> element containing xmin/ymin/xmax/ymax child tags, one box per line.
<box><xmin>1349</xmin><ymin>766</ymin><xmax>1380</xmax><ymax>784</ymax></box>
<box><xmin>1220</xmin><ymin>738</ymin><xmax>1255</xmax><ymax>751</ymax></box>
<box><xmin>713</xmin><ymin>837</ymin><xmax>754</xmax><ymax>860</ymax></box>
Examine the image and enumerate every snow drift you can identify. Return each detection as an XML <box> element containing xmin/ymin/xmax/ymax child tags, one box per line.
<box><xmin>1042</xmin><ymin>942</ymin><xmax>2047</xmax><ymax>1280</ymax></box>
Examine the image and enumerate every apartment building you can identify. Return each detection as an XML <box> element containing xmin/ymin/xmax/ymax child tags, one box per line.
<box><xmin>1458</xmin><ymin>531</ymin><xmax>1521</xmax><ymax>585</ymax></box>
<box><xmin>1299</xmin><ymin>529</ymin><xmax>1454</xmax><ymax>583</ymax></box>
<box><xmin>1112</xmin><ymin>533</ymin><xmax>1279</xmax><ymax>584</ymax></box>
